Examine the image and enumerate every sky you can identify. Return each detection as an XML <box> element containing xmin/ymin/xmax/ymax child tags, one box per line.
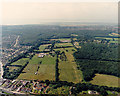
<box><xmin>1</xmin><ymin>0</ymin><xmax>118</xmax><ymax>25</ymax></box>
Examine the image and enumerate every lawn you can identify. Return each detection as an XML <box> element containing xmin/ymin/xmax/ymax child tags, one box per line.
<box><xmin>57</xmin><ymin>47</ymin><xmax>83</xmax><ymax>83</ymax></box>
<box><xmin>90</xmin><ymin>74</ymin><xmax>120</xmax><ymax>87</ymax></box>
<box><xmin>18</xmin><ymin>54</ymin><xmax>56</xmax><ymax>81</ymax></box>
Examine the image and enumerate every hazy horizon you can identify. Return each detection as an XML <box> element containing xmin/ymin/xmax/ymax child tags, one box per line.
<box><xmin>2</xmin><ymin>2</ymin><xmax>118</xmax><ymax>25</ymax></box>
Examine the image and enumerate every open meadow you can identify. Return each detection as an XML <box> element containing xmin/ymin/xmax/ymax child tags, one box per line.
<box><xmin>18</xmin><ymin>54</ymin><xmax>56</xmax><ymax>80</ymax></box>
<box><xmin>95</xmin><ymin>37</ymin><xmax>119</xmax><ymax>44</ymax></box>
<box><xmin>90</xmin><ymin>74</ymin><xmax>120</xmax><ymax>87</ymax></box>
<box><xmin>11</xmin><ymin>58</ymin><xmax>29</xmax><ymax>66</ymax></box>
<box><xmin>50</xmin><ymin>38</ymin><xmax>71</xmax><ymax>42</ymax></box>
<box><xmin>8</xmin><ymin>58</ymin><xmax>29</xmax><ymax>72</ymax></box>
<box><xmin>57</xmin><ymin>47</ymin><xmax>83</xmax><ymax>83</ymax></box>
<box><xmin>55</xmin><ymin>43</ymin><xmax>73</xmax><ymax>47</ymax></box>
<box><xmin>38</xmin><ymin>44</ymin><xmax>51</xmax><ymax>51</ymax></box>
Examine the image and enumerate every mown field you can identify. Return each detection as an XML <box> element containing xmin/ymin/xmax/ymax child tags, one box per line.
<box><xmin>50</xmin><ymin>38</ymin><xmax>71</xmax><ymax>42</ymax></box>
<box><xmin>18</xmin><ymin>54</ymin><xmax>56</xmax><ymax>80</ymax></box>
<box><xmin>38</xmin><ymin>44</ymin><xmax>51</xmax><ymax>51</ymax></box>
<box><xmin>56</xmin><ymin>47</ymin><xmax>83</xmax><ymax>83</ymax></box>
<box><xmin>55</xmin><ymin>43</ymin><xmax>73</xmax><ymax>47</ymax></box>
<box><xmin>8</xmin><ymin>58</ymin><xmax>29</xmax><ymax>72</ymax></box>
<box><xmin>73</xmin><ymin>38</ymin><xmax>77</xmax><ymax>41</ymax></box>
<box><xmin>95</xmin><ymin>37</ymin><xmax>120</xmax><ymax>44</ymax></box>
<box><xmin>90</xmin><ymin>74</ymin><xmax>120</xmax><ymax>87</ymax></box>
<box><xmin>8</xmin><ymin>66</ymin><xmax>19</xmax><ymax>72</ymax></box>
<box><xmin>11</xmin><ymin>58</ymin><xmax>29</xmax><ymax>66</ymax></box>
<box><xmin>16</xmin><ymin>41</ymin><xmax>83</xmax><ymax>82</ymax></box>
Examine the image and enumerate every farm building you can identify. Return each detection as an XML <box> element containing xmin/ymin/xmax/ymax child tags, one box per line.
<box><xmin>88</xmin><ymin>90</ymin><xmax>99</xmax><ymax>94</ymax></box>
<box><xmin>38</xmin><ymin>53</ymin><xmax>46</xmax><ymax>58</ymax></box>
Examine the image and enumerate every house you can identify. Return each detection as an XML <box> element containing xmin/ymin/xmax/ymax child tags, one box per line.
<box><xmin>88</xmin><ymin>90</ymin><xmax>99</xmax><ymax>94</ymax></box>
<box><xmin>35</xmin><ymin>72</ymin><xmax>38</xmax><ymax>75</ymax></box>
<box><xmin>38</xmin><ymin>53</ymin><xmax>46</xmax><ymax>58</ymax></box>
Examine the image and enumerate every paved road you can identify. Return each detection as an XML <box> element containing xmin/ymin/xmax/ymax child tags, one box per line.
<box><xmin>0</xmin><ymin>87</ymin><xmax>30</xmax><ymax>95</ymax></box>
<box><xmin>14</xmin><ymin>35</ymin><xmax>19</xmax><ymax>47</ymax></box>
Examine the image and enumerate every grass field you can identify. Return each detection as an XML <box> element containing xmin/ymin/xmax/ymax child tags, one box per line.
<box><xmin>11</xmin><ymin>58</ymin><xmax>29</xmax><ymax>66</ymax></box>
<box><xmin>57</xmin><ymin>47</ymin><xmax>83</xmax><ymax>83</ymax></box>
<box><xmin>55</xmin><ymin>43</ymin><xmax>73</xmax><ymax>47</ymax></box>
<box><xmin>73</xmin><ymin>38</ymin><xmax>77</xmax><ymax>41</ymax></box>
<box><xmin>50</xmin><ymin>38</ymin><xmax>71</xmax><ymax>42</ymax></box>
<box><xmin>109</xmin><ymin>41</ymin><xmax>118</xmax><ymax>43</ymax></box>
<box><xmin>8</xmin><ymin>58</ymin><xmax>29</xmax><ymax>72</ymax></box>
<box><xmin>95</xmin><ymin>37</ymin><xmax>119</xmax><ymax>44</ymax></box>
<box><xmin>90</xmin><ymin>74</ymin><xmax>120</xmax><ymax>87</ymax></box>
<box><xmin>54</xmin><ymin>47</ymin><xmax>76</xmax><ymax>53</ymax></box>
<box><xmin>39</xmin><ymin>44</ymin><xmax>51</xmax><ymax>51</ymax></box>
<box><xmin>18</xmin><ymin>54</ymin><xmax>56</xmax><ymax>80</ymax></box>
<box><xmin>9</xmin><ymin>66</ymin><xmax>20</xmax><ymax>72</ymax></box>
<box><xmin>71</xmin><ymin>34</ymin><xmax>78</xmax><ymax>37</ymax></box>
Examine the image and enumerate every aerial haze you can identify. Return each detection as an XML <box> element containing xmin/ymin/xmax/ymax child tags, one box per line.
<box><xmin>2</xmin><ymin>2</ymin><xmax>118</xmax><ymax>25</ymax></box>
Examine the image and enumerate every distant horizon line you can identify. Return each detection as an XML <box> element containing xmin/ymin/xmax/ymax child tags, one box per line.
<box><xmin>1</xmin><ymin>21</ymin><xmax>118</xmax><ymax>26</ymax></box>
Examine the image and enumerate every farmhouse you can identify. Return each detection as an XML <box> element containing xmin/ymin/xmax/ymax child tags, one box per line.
<box><xmin>35</xmin><ymin>72</ymin><xmax>38</xmax><ymax>75</ymax></box>
<box><xmin>38</xmin><ymin>53</ymin><xmax>46</xmax><ymax>58</ymax></box>
<box><xmin>88</xmin><ymin>90</ymin><xmax>99</xmax><ymax>94</ymax></box>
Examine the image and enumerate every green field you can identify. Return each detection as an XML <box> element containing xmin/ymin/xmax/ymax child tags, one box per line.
<box><xmin>8</xmin><ymin>58</ymin><xmax>29</xmax><ymax>72</ymax></box>
<box><xmin>57</xmin><ymin>47</ymin><xmax>83</xmax><ymax>83</ymax></box>
<box><xmin>95</xmin><ymin>37</ymin><xmax>119</xmax><ymax>44</ymax></box>
<box><xmin>11</xmin><ymin>58</ymin><xmax>29</xmax><ymax>66</ymax></box>
<box><xmin>8</xmin><ymin>66</ymin><xmax>19</xmax><ymax>72</ymax></box>
<box><xmin>18</xmin><ymin>54</ymin><xmax>56</xmax><ymax>80</ymax></box>
<box><xmin>55</xmin><ymin>43</ymin><xmax>73</xmax><ymax>47</ymax></box>
<box><xmin>73</xmin><ymin>38</ymin><xmax>77</xmax><ymax>41</ymax></box>
<box><xmin>109</xmin><ymin>41</ymin><xmax>118</xmax><ymax>43</ymax></box>
<box><xmin>39</xmin><ymin>44</ymin><xmax>51</xmax><ymax>51</ymax></box>
<box><xmin>90</xmin><ymin>74</ymin><xmax>120</xmax><ymax>87</ymax></box>
<box><xmin>50</xmin><ymin>38</ymin><xmax>71</xmax><ymax>42</ymax></box>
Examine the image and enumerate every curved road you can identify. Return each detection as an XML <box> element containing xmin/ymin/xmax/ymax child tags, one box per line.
<box><xmin>14</xmin><ymin>35</ymin><xmax>19</xmax><ymax>47</ymax></box>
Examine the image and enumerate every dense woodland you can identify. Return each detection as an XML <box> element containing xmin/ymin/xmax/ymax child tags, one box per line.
<box><xmin>74</xmin><ymin>42</ymin><xmax>119</xmax><ymax>81</ymax></box>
